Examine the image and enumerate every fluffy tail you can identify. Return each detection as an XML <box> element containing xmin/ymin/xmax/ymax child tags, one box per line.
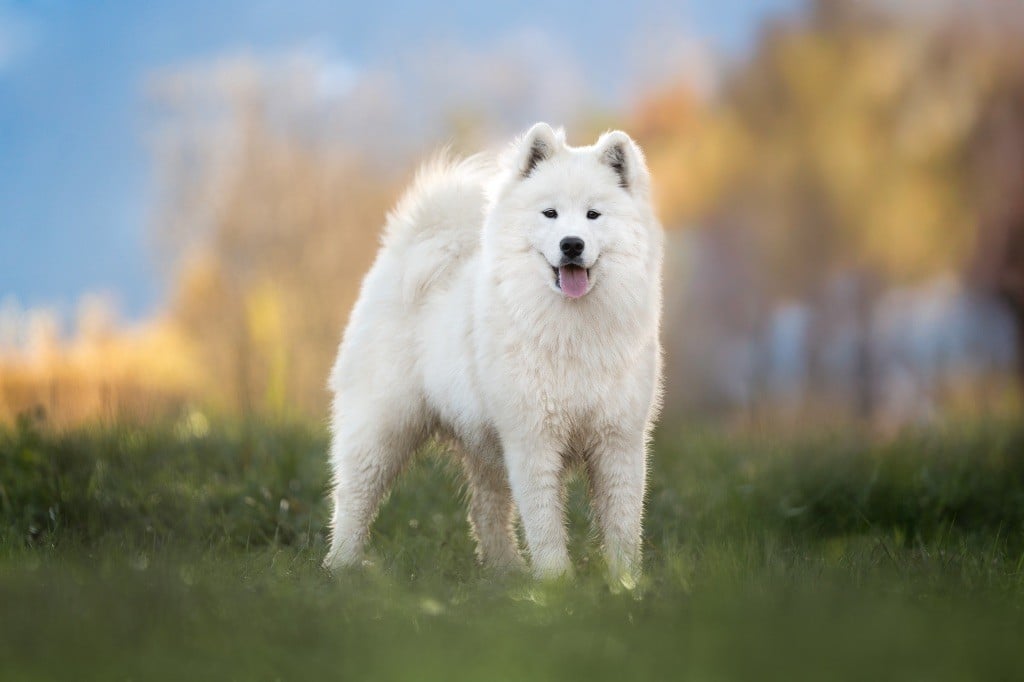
<box><xmin>380</xmin><ymin>151</ymin><xmax>492</xmax><ymax>302</ymax></box>
<box><xmin>382</xmin><ymin>151</ymin><xmax>491</xmax><ymax>248</ymax></box>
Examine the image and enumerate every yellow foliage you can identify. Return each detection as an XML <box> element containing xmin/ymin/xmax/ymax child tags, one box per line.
<box><xmin>245</xmin><ymin>283</ymin><xmax>288</xmax><ymax>416</ymax></box>
<box><xmin>0</xmin><ymin>316</ymin><xmax>207</xmax><ymax>427</ymax></box>
<box><xmin>633</xmin><ymin>4</ymin><xmax>1006</xmax><ymax>294</ymax></box>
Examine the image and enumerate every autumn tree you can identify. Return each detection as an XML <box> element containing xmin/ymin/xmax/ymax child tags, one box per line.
<box><xmin>637</xmin><ymin>0</ymin><xmax>1021</xmax><ymax>414</ymax></box>
<box><xmin>150</xmin><ymin>62</ymin><xmax>393</xmax><ymax>417</ymax></box>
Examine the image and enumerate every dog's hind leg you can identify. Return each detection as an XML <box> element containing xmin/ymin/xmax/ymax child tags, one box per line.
<box><xmin>460</xmin><ymin>436</ymin><xmax>524</xmax><ymax>571</ymax></box>
<box><xmin>323</xmin><ymin>403</ymin><xmax>427</xmax><ymax>572</ymax></box>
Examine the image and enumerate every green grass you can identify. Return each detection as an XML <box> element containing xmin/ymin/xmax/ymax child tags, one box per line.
<box><xmin>2</xmin><ymin>415</ymin><xmax>1024</xmax><ymax>680</ymax></box>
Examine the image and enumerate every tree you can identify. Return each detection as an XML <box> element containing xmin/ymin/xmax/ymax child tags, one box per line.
<box><xmin>151</xmin><ymin>62</ymin><xmax>394</xmax><ymax>417</ymax></box>
<box><xmin>969</xmin><ymin>46</ymin><xmax>1024</xmax><ymax>388</ymax></box>
<box><xmin>634</xmin><ymin>0</ymin><xmax>1022</xmax><ymax>414</ymax></box>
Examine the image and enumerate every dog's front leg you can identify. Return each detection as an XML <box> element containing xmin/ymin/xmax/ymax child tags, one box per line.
<box><xmin>503</xmin><ymin>433</ymin><xmax>571</xmax><ymax>579</ymax></box>
<box><xmin>588</xmin><ymin>431</ymin><xmax>647</xmax><ymax>588</ymax></box>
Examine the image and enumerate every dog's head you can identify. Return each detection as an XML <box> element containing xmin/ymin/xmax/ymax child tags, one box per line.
<box><xmin>486</xmin><ymin>123</ymin><xmax>656</xmax><ymax>301</ymax></box>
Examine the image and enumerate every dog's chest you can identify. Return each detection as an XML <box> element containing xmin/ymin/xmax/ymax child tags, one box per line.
<box><xmin>507</xmin><ymin>337</ymin><xmax>636</xmax><ymax>420</ymax></box>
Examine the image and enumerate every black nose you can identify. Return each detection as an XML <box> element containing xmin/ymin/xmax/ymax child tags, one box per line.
<box><xmin>560</xmin><ymin>236</ymin><xmax>585</xmax><ymax>259</ymax></box>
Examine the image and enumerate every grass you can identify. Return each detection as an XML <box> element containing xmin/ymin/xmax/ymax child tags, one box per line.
<box><xmin>2</xmin><ymin>414</ymin><xmax>1024</xmax><ymax>680</ymax></box>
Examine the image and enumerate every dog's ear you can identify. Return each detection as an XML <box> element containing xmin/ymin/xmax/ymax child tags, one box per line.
<box><xmin>595</xmin><ymin>130</ymin><xmax>650</xmax><ymax>194</ymax></box>
<box><xmin>515</xmin><ymin>122</ymin><xmax>562</xmax><ymax>179</ymax></box>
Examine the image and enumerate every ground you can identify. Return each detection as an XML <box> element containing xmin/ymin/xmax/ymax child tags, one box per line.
<box><xmin>1</xmin><ymin>415</ymin><xmax>1023</xmax><ymax>680</ymax></box>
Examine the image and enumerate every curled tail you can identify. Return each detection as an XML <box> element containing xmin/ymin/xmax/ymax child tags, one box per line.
<box><xmin>381</xmin><ymin>152</ymin><xmax>493</xmax><ymax>303</ymax></box>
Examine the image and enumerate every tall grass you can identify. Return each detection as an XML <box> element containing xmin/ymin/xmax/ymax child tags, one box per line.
<box><xmin>2</xmin><ymin>416</ymin><xmax>1023</xmax><ymax>680</ymax></box>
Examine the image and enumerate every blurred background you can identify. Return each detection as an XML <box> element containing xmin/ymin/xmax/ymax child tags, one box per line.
<box><xmin>2</xmin><ymin>0</ymin><xmax>1023</xmax><ymax>430</ymax></box>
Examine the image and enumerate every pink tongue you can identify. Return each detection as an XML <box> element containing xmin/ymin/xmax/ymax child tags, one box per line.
<box><xmin>559</xmin><ymin>265</ymin><xmax>589</xmax><ymax>298</ymax></box>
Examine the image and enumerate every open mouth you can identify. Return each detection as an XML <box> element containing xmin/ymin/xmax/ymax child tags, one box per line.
<box><xmin>553</xmin><ymin>264</ymin><xmax>590</xmax><ymax>299</ymax></box>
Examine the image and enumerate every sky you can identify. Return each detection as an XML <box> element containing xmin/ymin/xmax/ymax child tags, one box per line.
<box><xmin>0</xmin><ymin>0</ymin><xmax>802</xmax><ymax>322</ymax></box>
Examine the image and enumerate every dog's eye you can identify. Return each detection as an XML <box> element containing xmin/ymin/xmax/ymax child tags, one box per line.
<box><xmin>542</xmin><ymin>209</ymin><xmax>558</xmax><ymax>219</ymax></box>
<box><xmin>586</xmin><ymin>210</ymin><xmax>601</xmax><ymax>220</ymax></box>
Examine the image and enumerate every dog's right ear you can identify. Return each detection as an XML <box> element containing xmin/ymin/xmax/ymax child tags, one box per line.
<box><xmin>515</xmin><ymin>122</ymin><xmax>562</xmax><ymax>179</ymax></box>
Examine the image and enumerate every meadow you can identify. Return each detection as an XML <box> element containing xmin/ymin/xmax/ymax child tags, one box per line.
<box><xmin>2</xmin><ymin>413</ymin><xmax>1023</xmax><ymax>680</ymax></box>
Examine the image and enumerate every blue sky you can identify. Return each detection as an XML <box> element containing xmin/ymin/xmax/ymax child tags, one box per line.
<box><xmin>0</xmin><ymin>0</ymin><xmax>801</xmax><ymax>321</ymax></box>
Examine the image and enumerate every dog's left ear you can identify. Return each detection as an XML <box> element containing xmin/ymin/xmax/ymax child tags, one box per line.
<box><xmin>595</xmin><ymin>131</ymin><xmax>649</xmax><ymax>194</ymax></box>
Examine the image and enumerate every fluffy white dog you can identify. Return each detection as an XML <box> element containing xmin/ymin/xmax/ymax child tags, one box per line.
<box><xmin>324</xmin><ymin>123</ymin><xmax>663</xmax><ymax>583</ymax></box>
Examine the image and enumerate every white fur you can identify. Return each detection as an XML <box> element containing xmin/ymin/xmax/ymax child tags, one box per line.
<box><xmin>324</xmin><ymin>123</ymin><xmax>663</xmax><ymax>583</ymax></box>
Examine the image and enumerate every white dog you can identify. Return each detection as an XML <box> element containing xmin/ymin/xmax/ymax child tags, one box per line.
<box><xmin>324</xmin><ymin>123</ymin><xmax>663</xmax><ymax>583</ymax></box>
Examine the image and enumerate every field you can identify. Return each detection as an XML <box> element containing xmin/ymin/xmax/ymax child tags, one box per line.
<box><xmin>2</xmin><ymin>415</ymin><xmax>1023</xmax><ymax>680</ymax></box>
